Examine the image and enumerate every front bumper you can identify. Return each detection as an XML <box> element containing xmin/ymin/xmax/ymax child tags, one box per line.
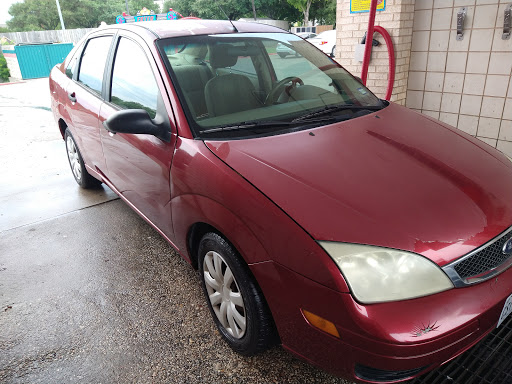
<box><xmin>410</xmin><ymin>311</ymin><xmax>512</xmax><ymax>383</ymax></box>
<box><xmin>251</xmin><ymin>259</ymin><xmax>512</xmax><ymax>383</ymax></box>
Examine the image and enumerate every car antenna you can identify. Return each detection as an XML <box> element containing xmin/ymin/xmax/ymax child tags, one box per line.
<box><xmin>218</xmin><ymin>5</ymin><xmax>239</xmax><ymax>32</ymax></box>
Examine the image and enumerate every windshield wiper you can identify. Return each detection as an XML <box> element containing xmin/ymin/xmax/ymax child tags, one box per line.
<box><xmin>198</xmin><ymin>109</ymin><xmax>375</xmax><ymax>135</ymax></box>
<box><xmin>292</xmin><ymin>104</ymin><xmax>383</xmax><ymax>122</ymax></box>
<box><xmin>199</xmin><ymin>120</ymin><xmax>296</xmax><ymax>134</ymax></box>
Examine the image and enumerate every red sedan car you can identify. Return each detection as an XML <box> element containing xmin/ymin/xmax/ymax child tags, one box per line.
<box><xmin>50</xmin><ymin>19</ymin><xmax>512</xmax><ymax>383</ymax></box>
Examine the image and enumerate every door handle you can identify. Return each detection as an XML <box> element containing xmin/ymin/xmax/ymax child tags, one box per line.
<box><xmin>68</xmin><ymin>92</ymin><xmax>76</xmax><ymax>103</ymax></box>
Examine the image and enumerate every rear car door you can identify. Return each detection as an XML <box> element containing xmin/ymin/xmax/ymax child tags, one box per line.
<box><xmin>65</xmin><ymin>34</ymin><xmax>114</xmax><ymax>173</ymax></box>
<box><xmin>99</xmin><ymin>32</ymin><xmax>177</xmax><ymax>240</ymax></box>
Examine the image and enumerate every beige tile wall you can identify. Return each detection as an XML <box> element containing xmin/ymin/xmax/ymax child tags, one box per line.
<box><xmin>407</xmin><ymin>0</ymin><xmax>512</xmax><ymax>156</ymax></box>
<box><xmin>336</xmin><ymin>0</ymin><xmax>416</xmax><ymax>104</ymax></box>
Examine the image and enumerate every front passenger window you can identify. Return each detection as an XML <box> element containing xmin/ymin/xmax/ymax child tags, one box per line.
<box><xmin>77</xmin><ymin>36</ymin><xmax>112</xmax><ymax>94</ymax></box>
<box><xmin>110</xmin><ymin>38</ymin><xmax>159</xmax><ymax>119</ymax></box>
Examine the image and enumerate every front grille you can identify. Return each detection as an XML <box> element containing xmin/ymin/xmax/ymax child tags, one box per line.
<box><xmin>410</xmin><ymin>313</ymin><xmax>512</xmax><ymax>384</ymax></box>
<box><xmin>453</xmin><ymin>232</ymin><xmax>512</xmax><ymax>280</ymax></box>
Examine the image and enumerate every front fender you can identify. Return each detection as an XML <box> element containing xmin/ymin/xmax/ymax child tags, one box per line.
<box><xmin>172</xmin><ymin>194</ymin><xmax>270</xmax><ymax>265</ymax></box>
<box><xmin>170</xmin><ymin>137</ymin><xmax>349</xmax><ymax>293</ymax></box>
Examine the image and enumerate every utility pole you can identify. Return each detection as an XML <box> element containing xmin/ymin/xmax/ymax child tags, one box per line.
<box><xmin>125</xmin><ymin>0</ymin><xmax>130</xmax><ymax>14</ymax></box>
<box><xmin>55</xmin><ymin>0</ymin><xmax>65</xmax><ymax>30</ymax></box>
<box><xmin>251</xmin><ymin>0</ymin><xmax>256</xmax><ymax>20</ymax></box>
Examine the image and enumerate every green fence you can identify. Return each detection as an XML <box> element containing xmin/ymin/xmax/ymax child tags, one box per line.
<box><xmin>14</xmin><ymin>43</ymin><xmax>73</xmax><ymax>79</ymax></box>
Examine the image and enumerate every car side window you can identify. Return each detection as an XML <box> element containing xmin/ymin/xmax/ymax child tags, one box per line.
<box><xmin>64</xmin><ymin>41</ymin><xmax>84</xmax><ymax>79</ymax></box>
<box><xmin>110</xmin><ymin>38</ymin><xmax>159</xmax><ymax>119</ymax></box>
<box><xmin>77</xmin><ymin>36</ymin><xmax>112</xmax><ymax>94</ymax></box>
<box><xmin>65</xmin><ymin>51</ymin><xmax>79</xmax><ymax>79</ymax></box>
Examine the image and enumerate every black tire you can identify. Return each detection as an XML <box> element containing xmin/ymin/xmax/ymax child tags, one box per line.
<box><xmin>198</xmin><ymin>232</ymin><xmax>278</xmax><ymax>356</ymax></box>
<box><xmin>64</xmin><ymin>129</ymin><xmax>102</xmax><ymax>189</ymax></box>
<box><xmin>278</xmin><ymin>52</ymin><xmax>287</xmax><ymax>58</ymax></box>
<box><xmin>331</xmin><ymin>45</ymin><xmax>336</xmax><ymax>58</ymax></box>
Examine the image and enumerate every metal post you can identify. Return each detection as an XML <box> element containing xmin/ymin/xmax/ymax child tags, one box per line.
<box><xmin>251</xmin><ymin>0</ymin><xmax>257</xmax><ymax>20</ymax></box>
<box><xmin>55</xmin><ymin>0</ymin><xmax>65</xmax><ymax>30</ymax></box>
<box><xmin>125</xmin><ymin>0</ymin><xmax>130</xmax><ymax>14</ymax></box>
<box><xmin>360</xmin><ymin>0</ymin><xmax>378</xmax><ymax>85</ymax></box>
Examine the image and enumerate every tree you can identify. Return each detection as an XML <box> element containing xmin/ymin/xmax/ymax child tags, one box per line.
<box><xmin>310</xmin><ymin>0</ymin><xmax>335</xmax><ymax>25</ymax></box>
<box><xmin>163</xmin><ymin>0</ymin><xmax>301</xmax><ymax>22</ymax></box>
<box><xmin>255</xmin><ymin>0</ymin><xmax>301</xmax><ymax>22</ymax></box>
<box><xmin>0</xmin><ymin>55</ymin><xmax>10</xmax><ymax>82</ymax></box>
<box><xmin>6</xmin><ymin>0</ymin><xmax>305</xmax><ymax>31</ymax></box>
<box><xmin>7</xmin><ymin>0</ymin><xmax>61</xmax><ymax>31</ymax></box>
<box><xmin>286</xmin><ymin>0</ymin><xmax>314</xmax><ymax>26</ymax></box>
<box><xmin>130</xmin><ymin>0</ymin><xmax>161</xmax><ymax>14</ymax></box>
<box><xmin>7</xmin><ymin>0</ymin><xmax>163</xmax><ymax>31</ymax></box>
<box><xmin>162</xmin><ymin>0</ymin><xmax>196</xmax><ymax>17</ymax></box>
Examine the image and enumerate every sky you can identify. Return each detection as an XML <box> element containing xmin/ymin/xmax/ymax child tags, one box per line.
<box><xmin>0</xmin><ymin>0</ymin><xmax>20</xmax><ymax>25</ymax></box>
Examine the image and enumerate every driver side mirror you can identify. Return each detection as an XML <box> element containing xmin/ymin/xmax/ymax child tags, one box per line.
<box><xmin>104</xmin><ymin>109</ymin><xmax>171</xmax><ymax>142</ymax></box>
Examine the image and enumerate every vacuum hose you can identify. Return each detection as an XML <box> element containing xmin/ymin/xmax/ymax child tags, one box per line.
<box><xmin>360</xmin><ymin>0</ymin><xmax>395</xmax><ymax>101</ymax></box>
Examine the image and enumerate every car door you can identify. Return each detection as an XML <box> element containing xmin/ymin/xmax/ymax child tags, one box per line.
<box><xmin>65</xmin><ymin>34</ymin><xmax>114</xmax><ymax>173</ymax></box>
<box><xmin>99</xmin><ymin>33</ymin><xmax>177</xmax><ymax>240</ymax></box>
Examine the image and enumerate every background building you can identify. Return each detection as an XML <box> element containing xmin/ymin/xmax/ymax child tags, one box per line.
<box><xmin>336</xmin><ymin>0</ymin><xmax>512</xmax><ymax>156</ymax></box>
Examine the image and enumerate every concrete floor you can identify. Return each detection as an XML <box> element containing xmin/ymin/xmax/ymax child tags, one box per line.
<box><xmin>0</xmin><ymin>79</ymin><xmax>347</xmax><ymax>383</ymax></box>
<box><xmin>0</xmin><ymin>79</ymin><xmax>118</xmax><ymax>232</ymax></box>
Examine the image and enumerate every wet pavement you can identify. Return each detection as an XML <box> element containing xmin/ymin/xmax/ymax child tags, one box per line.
<box><xmin>0</xmin><ymin>79</ymin><xmax>348</xmax><ymax>383</ymax></box>
<box><xmin>0</xmin><ymin>79</ymin><xmax>118</xmax><ymax>231</ymax></box>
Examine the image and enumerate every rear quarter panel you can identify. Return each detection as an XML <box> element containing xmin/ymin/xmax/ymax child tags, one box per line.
<box><xmin>49</xmin><ymin>64</ymin><xmax>71</xmax><ymax>138</ymax></box>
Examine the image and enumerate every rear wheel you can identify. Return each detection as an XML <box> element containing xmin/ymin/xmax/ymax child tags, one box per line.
<box><xmin>331</xmin><ymin>45</ymin><xmax>336</xmax><ymax>58</ymax></box>
<box><xmin>198</xmin><ymin>232</ymin><xmax>277</xmax><ymax>355</ymax></box>
<box><xmin>65</xmin><ymin>129</ymin><xmax>102</xmax><ymax>189</ymax></box>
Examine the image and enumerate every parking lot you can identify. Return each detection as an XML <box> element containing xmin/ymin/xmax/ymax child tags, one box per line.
<box><xmin>0</xmin><ymin>79</ymin><xmax>349</xmax><ymax>383</ymax></box>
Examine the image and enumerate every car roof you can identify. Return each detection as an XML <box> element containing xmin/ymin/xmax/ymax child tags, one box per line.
<box><xmin>108</xmin><ymin>19</ymin><xmax>289</xmax><ymax>40</ymax></box>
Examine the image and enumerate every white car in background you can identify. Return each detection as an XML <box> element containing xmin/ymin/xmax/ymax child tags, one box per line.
<box><xmin>296</xmin><ymin>32</ymin><xmax>317</xmax><ymax>39</ymax></box>
<box><xmin>308</xmin><ymin>29</ymin><xmax>336</xmax><ymax>57</ymax></box>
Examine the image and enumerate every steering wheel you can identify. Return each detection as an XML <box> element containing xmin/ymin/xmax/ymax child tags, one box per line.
<box><xmin>265</xmin><ymin>76</ymin><xmax>304</xmax><ymax>106</ymax></box>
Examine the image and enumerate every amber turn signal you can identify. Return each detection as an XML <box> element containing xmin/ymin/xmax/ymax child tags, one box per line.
<box><xmin>302</xmin><ymin>309</ymin><xmax>340</xmax><ymax>338</ymax></box>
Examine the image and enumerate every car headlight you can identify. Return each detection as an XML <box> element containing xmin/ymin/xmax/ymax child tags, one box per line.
<box><xmin>319</xmin><ymin>242</ymin><xmax>454</xmax><ymax>304</ymax></box>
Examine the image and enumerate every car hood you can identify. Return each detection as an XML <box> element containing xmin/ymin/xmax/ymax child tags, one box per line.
<box><xmin>205</xmin><ymin>103</ymin><xmax>512</xmax><ymax>266</ymax></box>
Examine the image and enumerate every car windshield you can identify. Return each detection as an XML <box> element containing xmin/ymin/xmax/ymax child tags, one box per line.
<box><xmin>157</xmin><ymin>32</ymin><xmax>383</xmax><ymax>139</ymax></box>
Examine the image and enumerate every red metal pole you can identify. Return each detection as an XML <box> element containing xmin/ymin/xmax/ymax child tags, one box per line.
<box><xmin>373</xmin><ymin>26</ymin><xmax>395</xmax><ymax>101</ymax></box>
<box><xmin>360</xmin><ymin>0</ymin><xmax>378</xmax><ymax>85</ymax></box>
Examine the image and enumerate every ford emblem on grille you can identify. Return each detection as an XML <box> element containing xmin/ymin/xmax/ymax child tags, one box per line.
<box><xmin>503</xmin><ymin>238</ymin><xmax>512</xmax><ymax>255</ymax></box>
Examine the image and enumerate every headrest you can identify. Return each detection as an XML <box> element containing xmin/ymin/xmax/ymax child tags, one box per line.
<box><xmin>209</xmin><ymin>44</ymin><xmax>237</xmax><ymax>68</ymax></box>
<box><xmin>209</xmin><ymin>44</ymin><xmax>260</xmax><ymax>68</ymax></box>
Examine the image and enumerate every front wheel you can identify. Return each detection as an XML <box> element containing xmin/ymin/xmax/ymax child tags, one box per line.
<box><xmin>198</xmin><ymin>232</ymin><xmax>277</xmax><ymax>356</ymax></box>
<box><xmin>65</xmin><ymin>129</ymin><xmax>102</xmax><ymax>189</ymax></box>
